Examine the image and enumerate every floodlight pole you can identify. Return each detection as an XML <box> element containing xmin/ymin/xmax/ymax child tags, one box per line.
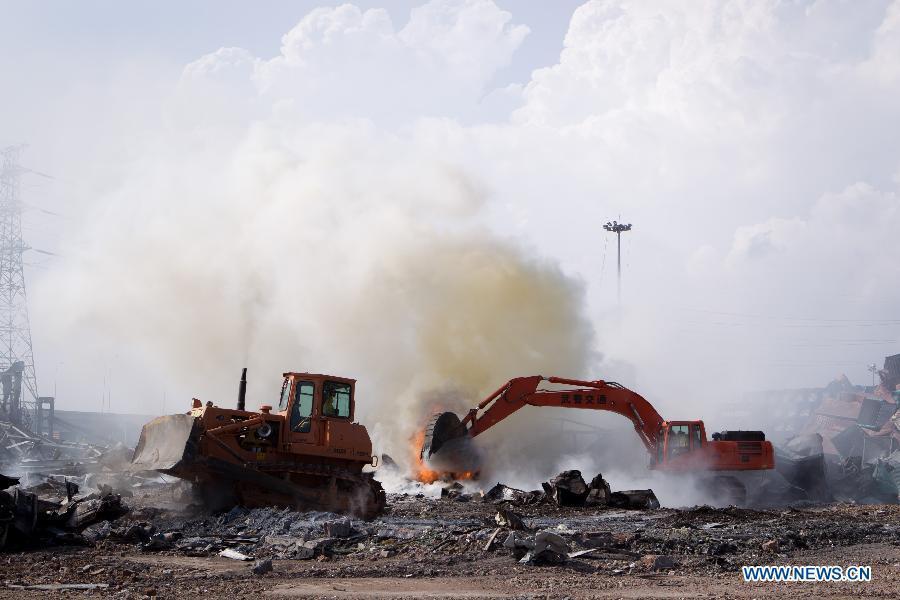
<box><xmin>603</xmin><ymin>220</ymin><xmax>632</xmax><ymax>305</ymax></box>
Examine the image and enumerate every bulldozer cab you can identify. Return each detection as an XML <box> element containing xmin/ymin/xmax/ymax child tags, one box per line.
<box><xmin>655</xmin><ymin>420</ymin><xmax>706</xmax><ymax>466</ymax></box>
<box><xmin>276</xmin><ymin>373</ymin><xmax>355</xmax><ymax>446</ymax></box>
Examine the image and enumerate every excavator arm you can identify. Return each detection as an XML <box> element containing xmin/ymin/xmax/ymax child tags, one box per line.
<box><xmin>458</xmin><ymin>375</ymin><xmax>666</xmax><ymax>454</ymax></box>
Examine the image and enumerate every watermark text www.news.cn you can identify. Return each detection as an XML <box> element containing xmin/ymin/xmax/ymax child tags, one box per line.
<box><xmin>742</xmin><ymin>565</ymin><xmax>872</xmax><ymax>582</ymax></box>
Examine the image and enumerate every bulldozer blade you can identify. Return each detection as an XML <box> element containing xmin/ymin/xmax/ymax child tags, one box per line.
<box><xmin>131</xmin><ymin>414</ymin><xmax>196</xmax><ymax>472</ymax></box>
<box><xmin>421</xmin><ymin>411</ymin><xmax>483</xmax><ymax>477</ymax></box>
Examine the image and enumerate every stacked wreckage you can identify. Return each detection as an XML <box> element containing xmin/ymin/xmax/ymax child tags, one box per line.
<box><xmin>0</xmin><ymin>423</ymin><xmax>183</xmax><ymax>551</ymax></box>
<box><xmin>749</xmin><ymin>353</ymin><xmax>900</xmax><ymax>504</ymax></box>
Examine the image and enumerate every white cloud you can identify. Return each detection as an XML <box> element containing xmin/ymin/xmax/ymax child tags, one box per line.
<box><xmin>725</xmin><ymin>183</ymin><xmax>900</xmax><ymax>288</ymax></box>
<box><xmin>175</xmin><ymin>0</ymin><xmax>530</xmax><ymax>125</ymax></box>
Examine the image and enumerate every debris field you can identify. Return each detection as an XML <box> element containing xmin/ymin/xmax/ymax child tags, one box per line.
<box><xmin>0</xmin><ymin>467</ymin><xmax>899</xmax><ymax>599</ymax></box>
<box><xmin>2</xmin><ymin>356</ymin><xmax>900</xmax><ymax>597</ymax></box>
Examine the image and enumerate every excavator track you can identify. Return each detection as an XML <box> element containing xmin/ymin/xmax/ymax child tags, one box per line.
<box><xmin>701</xmin><ymin>475</ymin><xmax>748</xmax><ymax>507</ymax></box>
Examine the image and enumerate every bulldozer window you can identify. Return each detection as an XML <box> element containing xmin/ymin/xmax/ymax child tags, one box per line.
<box><xmin>278</xmin><ymin>378</ymin><xmax>291</xmax><ymax>412</ymax></box>
<box><xmin>291</xmin><ymin>381</ymin><xmax>314</xmax><ymax>433</ymax></box>
<box><xmin>668</xmin><ymin>425</ymin><xmax>690</xmax><ymax>459</ymax></box>
<box><xmin>323</xmin><ymin>381</ymin><xmax>351</xmax><ymax>418</ymax></box>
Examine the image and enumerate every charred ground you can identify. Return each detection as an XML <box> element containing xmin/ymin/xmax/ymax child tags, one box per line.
<box><xmin>0</xmin><ymin>474</ymin><xmax>899</xmax><ymax>599</ymax></box>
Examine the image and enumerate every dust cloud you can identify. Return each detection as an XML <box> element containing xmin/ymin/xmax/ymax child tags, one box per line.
<box><xmin>41</xmin><ymin>116</ymin><xmax>598</xmax><ymax>478</ymax></box>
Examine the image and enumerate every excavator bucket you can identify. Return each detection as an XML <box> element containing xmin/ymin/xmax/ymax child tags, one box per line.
<box><xmin>420</xmin><ymin>412</ymin><xmax>483</xmax><ymax>477</ymax></box>
<box><xmin>131</xmin><ymin>414</ymin><xmax>197</xmax><ymax>473</ymax></box>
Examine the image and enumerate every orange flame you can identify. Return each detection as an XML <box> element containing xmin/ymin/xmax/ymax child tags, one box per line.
<box><xmin>411</xmin><ymin>428</ymin><xmax>478</xmax><ymax>484</ymax></box>
<box><xmin>411</xmin><ymin>429</ymin><xmax>443</xmax><ymax>484</ymax></box>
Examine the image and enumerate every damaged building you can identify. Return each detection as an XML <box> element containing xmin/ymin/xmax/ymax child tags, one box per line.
<box><xmin>743</xmin><ymin>353</ymin><xmax>900</xmax><ymax>503</ymax></box>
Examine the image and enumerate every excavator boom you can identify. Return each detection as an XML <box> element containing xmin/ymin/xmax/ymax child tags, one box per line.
<box><xmin>459</xmin><ymin>376</ymin><xmax>664</xmax><ymax>454</ymax></box>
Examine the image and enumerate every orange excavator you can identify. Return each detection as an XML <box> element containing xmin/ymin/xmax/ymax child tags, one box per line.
<box><xmin>420</xmin><ymin>376</ymin><xmax>774</xmax><ymax>504</ymax></box>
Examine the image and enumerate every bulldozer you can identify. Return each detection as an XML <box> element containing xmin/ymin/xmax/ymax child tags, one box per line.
<box><xmin>420</xmin><ymin>375</ymin><xmax>775</xmax><ymax>505</ymax></box>
<box><xmin>132</xmin><ymin>369</ymin><xmax>386</xmax><ymax>518</ymax></box>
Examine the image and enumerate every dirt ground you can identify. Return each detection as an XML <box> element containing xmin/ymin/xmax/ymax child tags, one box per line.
<box><xmin>1</xmin><ymin>491</ymin><xmax>898</xmax><ymax>599</ymax></box>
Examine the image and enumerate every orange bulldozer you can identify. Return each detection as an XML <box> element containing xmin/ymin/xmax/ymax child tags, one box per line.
<box><xmin>132</xmin><ymin>369</ymin><xmax>386</xmax><ymax>518</ymax></box>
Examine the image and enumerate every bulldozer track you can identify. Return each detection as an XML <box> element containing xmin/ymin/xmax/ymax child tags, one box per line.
<box><xmin>224</xmin><ymin>460</ymin><xmax>386</xmax><ymax>519</ymax></box>
<box><xmin>253</xmin><ymin>461</ymin><xmax>378</xmax><ymax>483</ymax></box>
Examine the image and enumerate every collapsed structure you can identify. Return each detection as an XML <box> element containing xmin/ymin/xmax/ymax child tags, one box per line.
<box><xmin>741</xmin><ymin>353</ymin><xmax>900</xmax><ymax>503</ymax></box>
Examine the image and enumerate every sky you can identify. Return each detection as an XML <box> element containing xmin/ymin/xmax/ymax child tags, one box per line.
<box><xmin>1</xmin><ymin>1</ymin><xmax>899</xmax><ymax>465</ymax></box>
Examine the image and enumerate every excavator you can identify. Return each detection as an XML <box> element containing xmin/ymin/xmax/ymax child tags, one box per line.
<box><xmin>420</xmin><ymin>375</ymin><xmax>774</xmax><ymax>505</ymax></box>
<box><xmin>132</xmin><ymin>369</ymin><xmax>386</xmax><ymax>518</ymax></box>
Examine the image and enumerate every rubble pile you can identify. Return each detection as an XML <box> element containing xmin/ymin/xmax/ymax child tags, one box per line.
<box><xmin>0</xmin><ymin>472</ymin><xmax>128</xmax><ymax>550</ymax></box>
<box><xmin>505</xmin><ymin>530</ymin><xmax>570</xmax><ymax>565</ymax></box>
<box><xmin>0</xmin><ymin>418</ymin><xmax>176</xmax><ymax>511</ymax></box>
<box><xmin>542</xmin><ymin>470</ymin><xmax>590</xmax><ymax>506</ymax></box>
<box><xmin>0</xmin><ymin>421</ymin><xmax>132</xmax><ymax>477</ymax></box>
<box><xmin>0</xmin><ymin>464</ymin><xmax>898</xmax><ymax>595</ymax></box>
<box><xmin>483</xmin><ymin>470</ymin><xmax>659</xmax><ymax>510</ymax></box>
<box><xmin>482</xmin><ymin>483</ymin><xmax>543</xmax><ymax>505</ymax></box>
<box><xmin>95</xmin><ymin>490</ymin><xmax>900</xmax><ymax>575</ymax></box>
<box><xmin>0</xmin><ymin>495</ymin><xmax>896</xmax><ymax>597</ymax></box>
<box><xmin>65</xmin><ymin>470</ymin><xmax>661</xmax><ymax>569</ymax></box>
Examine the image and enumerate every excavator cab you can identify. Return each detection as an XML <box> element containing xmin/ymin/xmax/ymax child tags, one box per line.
<box><xmin>653</xmin><ymin>420</ymin><xmax>773</xmax><ymax>472</ymax></box>
<box><xmin>654</xmin><ymin>421</ymin><xmax>707</xmax><ymax>468</ymax></box>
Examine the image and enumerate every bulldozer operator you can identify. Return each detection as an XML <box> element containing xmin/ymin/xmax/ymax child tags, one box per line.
<box><xmin>323</xmin><ymin>389</ymin><xmax>338</xmax><ymax>417</ymax></box>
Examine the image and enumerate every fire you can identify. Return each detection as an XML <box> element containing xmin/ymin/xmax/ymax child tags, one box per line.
<box><xmin>411</xmin><ymin>429</ymin><xmax>443</xmax><ymax>483</ymax></box>
<box><xmin>410</xmin><ymin>428</ymin><xmax>478</xmax><ymax>484</ymax></box>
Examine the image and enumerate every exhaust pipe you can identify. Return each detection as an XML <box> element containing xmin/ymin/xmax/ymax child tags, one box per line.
<box><xmin>237</xmin><ymin>367</ymin><xmax>247</xmax><ymax>411</ymax></box>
